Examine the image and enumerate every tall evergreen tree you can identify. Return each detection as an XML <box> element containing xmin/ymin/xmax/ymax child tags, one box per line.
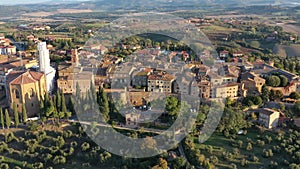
<box><xmin>56</xmin><ymin>90</ymin><xmax>61</xmax><ymax>112</ymax></box>
<box><xmin>0</xmin><ymin>108</ymin><xmax>4</xmax><ymax>129</ymax></box>
<box><xmin>53</xmin><ymin>94</ymin><xmax>57</xmax><ymax>111</ymax></box>
<box><xmin>5</xmin><ymin>109</ymin><xmax>11</xmax><ymax>129</ymax></box>
<box><xmin>76</xmin><ymin>82</ymin><xmax>81</xmax><ymax>99</ymax></box>
<box><xmin>45</xmin><ymin>97</ymin><xmax>55</xmax><ymax>118</ymax></box>
<box><xmin>68</xmin><ymin>97</ymin><xmax>75</xmax><ymax>114</ymax></box>
<box><xmin>261</xmin><ymin>85</ymin><xmax>270</xmax><ymax>103</ymax></box>
<box><xmin>13</xmin><ymin>103</ymin><xmax>19</xmax><ymax>127</ymax></box>
<box><xmin>61</xmin><ymin>91</ymin><xmax>67</xmax><ymax>113</ymax></box>
<box><xmin>97</xmin><ymin>87</ymin><xmax>110</xmax><ymax>121</ymax></box>
<box><xmin>22</xmin><ymin>104</ymin><xmax>27</xmax><ymax>124</ymax></box>
<box><xmin>90</xmin><ymin>81</ymin><xmax>96</xmax><ymax>102</ymax></box>
<box><xmin>39</xmin><ymin>99</ymin><xmax>45</xmax><ymax>118</ymax></box>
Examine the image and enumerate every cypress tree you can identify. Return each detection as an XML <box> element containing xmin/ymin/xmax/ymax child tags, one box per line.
<box><xmin>90</xmin><ymin>81</ymin><xmax>96</xmax><ymax>102</ymax></box>
<box><xmin>76</xmin><ymin>82</ymin><xmax>81</xmax><ymax>99</ymax></box>
<box><xmin>0</xmin><ymin>108</ymin><xmax>4</xmax><ymax>129</ymax></box>
<box><xmin>13</xmin><ymin>103</ymin><xmax>19</xmax><ymax>127</ymax></box>
<box><xmin>56</xmin><ymin>90</ymin><xmax>61</xmax><ymax>112</ymax></box>
<box><xmin>61</xmin><ymin>91</ymin><xmax>67</xmax><ymax>113</ymax></box>
<box><xmin>5</xmin><ymin>109</ymin><xmax>11</xmax><ymax>129</ymax></box>
<box><xmin>39</xmin><ymin>100</ymin><xmax>45</xmax><ymax>118</ymax></box>
<box><xmin>22</xmin><ymin>104</ymin><xmax>27</xmax><ymax>124</ymax></box>
<box><xmin>98</xmin><ymin>87</ymin><xmax>110</xmax><ymax>121</ymax></box>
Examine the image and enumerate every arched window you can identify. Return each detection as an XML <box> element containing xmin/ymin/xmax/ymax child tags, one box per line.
<box><xmin>14</xmin><ymin>89</ymin><xmax>20</xmax><ymax>99</ymax></box>
<box><xmin>29</xmin><ymin>88</ymin><xmax>35</xmax><ymax>98</ymax></box>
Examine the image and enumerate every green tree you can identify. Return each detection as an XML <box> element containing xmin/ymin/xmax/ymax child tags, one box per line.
<box><xmin>253</xmin><ymin>96</ymin><xmax>263</xmax><ymax>105</ymax></box>
<box><xmin>56</xmin><ymin>136</ymin><xmax>65</xmax><ymax>148</ymax></box>
<box><xmin>266</xmin><ymin>76</ymin><xmax>281</xmax><ymax>87</ymax></box>
<box><xmin>0</xmin><ymin>108</ymin><xmax>4</xmax><ymax>129</ymax></box>
<box><xmin>81</xmin><ymin>142</ymin><xmax>90</xmax><ymax>152</ymax></box>
<box><xmin>76</xmin><ymin>82</ymin><xmax>81</xmax><ymax>99</ymax></box>
<box><xmin>39</xmin><ymin>99</ymin><xmax>45</xmax><ymax>118</ymax></box>
<box><xmin>13</xmin><ymin>103</ymin><xmax>19</xmax><ymax>127</ymax></box>
<box><xmin>97</xmin><ymin>87</ymin><xmax>110</xmax><ymax>121</ymax></box>
<box><xmin>218</xmin><ymin>107</ymin><xmax>247</xmax><ymax>133</ymax></box>
<box><xmin>53</xmin><ymin>156</ymin><xmax>66</xmax><ymax>165</ymax></box>
<box><xmin>22</xmin><ymin>104</ymin><xmax>27</xmax><ymax>124</ymax></box>
<box><xmin>270</xmin><ymin>90</ymin><xmax>283</xmax><ymax>101</ymax></box>
<box><xmin>61</xmin><ymin>92</ymin><xmax>67</xmax><ymax>113</ymax></box>
<box><xmin>293</xmin><ymin>101</ymin><xmax>300</xmax><ymax>116</ymax></box>
<box><xmin>290</xmin><ymin>92</ymin><xmax>300</xmax><ymax>100</ymax></box>
<box><xmin>279</xmin><ymin>75</ymin><xmax>288</xmax><ymax>87</ymax></box>
<box><xmin>246</xmin><ymin>142</ymin><xmax>253</xmax><ymax>151</ymax></box>
<box><xmin>56</xmin><ymin>91</ymin><xmax>61</xmax><ymax>112</ymax></box>
<box><xmin>152</xmin><ymin>158</ymin><xmax>168</xmax><ymax>169</ymax></box>
<box><xmin>45</xmin><ymin>96</ymin><xmax>55</xmax><ymax>118</ymax></box>
<box><xmin>250</xmin><ymin>41</ymin><xmax>260</xmax><ymax>48</ymax></box>
<box><xmin>166</xmin><ymin>97</ymin><xmax>179</xmax><ymax>116</ymax></box>
<box><xmin>261</xmin><ymin>85</ymin><xmax>270</xmax><ymax>103</ymax></box>
<box><xmin>172</xmin><ymin>157</ymin><xmax>186</xmax><ymax>169</ymax></box>
<box><xmin>5</xmin><ymin>109</ymin><xmax>11</xmax><ymax>129</ymax></box>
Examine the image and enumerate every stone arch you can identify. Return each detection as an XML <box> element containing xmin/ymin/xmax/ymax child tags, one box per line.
<box><xmin>28</xmin><ymin>88</ymin><xmax>35</xmax><ymax>98</ymax></box>
<box><xmin>13</xmin><ymin>89</ymin><xmax>20</xmax><ymax>99</ymax></box>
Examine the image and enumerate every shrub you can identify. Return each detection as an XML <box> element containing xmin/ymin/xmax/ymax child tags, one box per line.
<box><xmin>63</xmin><ymin>130</ymin><xmax>73</xmax><ymax>138</ymax></box>
<box><xmin>246</xmin><ymin>142</ymin><xmax>253</xmax><ymax>151</ymax></box>
<box><xmin>5</xmin><ymin>133</ymin><xmax>15</xmax><ymax>143</ymax></box>
<box><xmin>81</xmin><ymin>142</ymin><xmax>90</xmax><ymax>152</ymax></box>
<box><xmin>241</xmin><ymin>158</ymin><xmax>248</xmax><ymax>167</ymax></box>
<box><xmin>253</xmin><ymin>156</ymin><xmax>259</xmax><ymax>162</ymax></box>
<box><xmin>0</xmin><ymin>163</ymin><xmax>9</xmax><ymax>169</ymax></box>
<box><xmin>53</xmin><ymin>156</ymin><xmax>66</xmax><ymax>165</ymax></box>
<box><xmin>56</xmin><ymin>136</ymin><xmax>65</xmax><ymax>148</ymax></box>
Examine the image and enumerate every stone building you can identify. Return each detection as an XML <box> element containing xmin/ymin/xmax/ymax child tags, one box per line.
<box><xmin>211</xmin><ymin>83</ymin><xmax>239</xmax><ymax>98</ymax></box>
<box><xmin>57</xmin><ymin>62</ymin><xmax>94</xmax><ymax>94</ymax></box>
<box><xmin>6</xmin><ymin>70</ymin><xmax>46</xmax><ymax>117</ymax></box>
<box><xmin>132</xmin><ymin>68</ymin><xmax>152</xmax><ymax>88</ymax></box>
<box><xmin>240</xmin><ymin>72</ymin><xmax>266</xmax><ymax>96</ymax></box>
<box><xmin>147</xmin><ymin>71</ymin><xmax>175</xmax><ymax>93</ymax></box>
<box><xmin>258</xmin><ymin>108</ymin><xmax>280</xmax><ymax>129</ymax></box>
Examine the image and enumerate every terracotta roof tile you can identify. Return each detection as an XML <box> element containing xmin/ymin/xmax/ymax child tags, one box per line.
<box><xmin>7</xmin><ymin>71</ymin><xmax>44</xmax><ymax>85</ymax></box>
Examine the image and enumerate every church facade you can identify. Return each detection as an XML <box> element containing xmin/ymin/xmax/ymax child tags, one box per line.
<box><xmin>6</xmin><ymin>70</ymin><xmax>46</xmax><ymax>117</ymax></box>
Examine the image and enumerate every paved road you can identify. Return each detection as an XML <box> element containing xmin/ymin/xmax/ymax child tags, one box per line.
<box><xmin>68</xmin><ymin>119</ymin><xmax>165</xmax><ymax>134</ymax></box>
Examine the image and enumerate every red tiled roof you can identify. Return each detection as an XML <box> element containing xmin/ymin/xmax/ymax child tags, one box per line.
<box><xmin>7</xmin><ymin>71</ymin><xmax>44</xmax><ymax>85</ymax></box>
<box><xmin>29</xmin><ymin>71</ymin><xmax>44</xmax><ymax>81</ymax></box>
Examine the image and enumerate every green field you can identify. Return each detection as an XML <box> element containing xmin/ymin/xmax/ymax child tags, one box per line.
<box><xmin>190</xmin><ymin>128</ymin><xmax>298</xmax><ymax>169</ymax></box>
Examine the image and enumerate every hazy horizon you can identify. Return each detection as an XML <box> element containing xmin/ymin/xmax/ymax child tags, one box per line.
<box><xmin>0</xmin><ymin>0</ymin><xmax>48</xmax><ymax>5</ymax></box>
<box><xmin>0</xmin><ymin>0</ymin><xmax>298</xmax><ymax>6</ymax></box>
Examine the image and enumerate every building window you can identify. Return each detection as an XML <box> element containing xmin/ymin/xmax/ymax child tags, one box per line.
<box><xmin>15</xmin><ymin>89</ymin><xmax>20</xmax><ymax>99</ymax></box>
<box><xmin>29</xmin><ymin>88</ymin><xmax>34</xmax><ymax>98</ymax></box>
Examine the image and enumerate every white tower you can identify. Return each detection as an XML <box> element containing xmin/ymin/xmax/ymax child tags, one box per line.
<box><xmin>38</xmin><ymin>42</ymin><xmax>51</xmax><ymax>72</ymax></box>
<box><xmin>38</xmin><ymin>42</ymin><xmax>56</xmax><ymax>94</ymax></box>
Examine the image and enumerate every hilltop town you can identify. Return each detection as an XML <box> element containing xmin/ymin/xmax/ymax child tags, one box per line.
<box><xmin>0</xmin><ymin>3</ymin><xmax>300</xmax><ymax>169</ymax></box>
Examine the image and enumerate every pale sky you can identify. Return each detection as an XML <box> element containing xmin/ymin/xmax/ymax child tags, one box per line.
<box><xmin>0</xmin><ymin>0</ymin><xmax>90</xmax><ymax>5</ymax></box>
<box><xmin>0</xmin><ymin>0</ymin><xmax>49</xmax><ymax>5</ymax></box>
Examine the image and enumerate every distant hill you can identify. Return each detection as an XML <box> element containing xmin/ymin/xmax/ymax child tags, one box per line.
<box><xmin>0</xmin><ymin>0</ymin><xmax>299</xmax><ymax>19</ymax></box>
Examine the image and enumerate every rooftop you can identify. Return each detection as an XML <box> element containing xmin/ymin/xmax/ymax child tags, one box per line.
<box><xmin>7</xmin><ymin>70</ymin><xmax>44</xmax><ymax>85</ymax></box>
<box><xmin>148</xmin><ymin>73</ymin><xmax>175</xmax><ymax>81</ymax></box>
<box><xmin>259</xmin><ymin>108</ymin><xmax>280</xmax><ymax>116</ymax></box>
